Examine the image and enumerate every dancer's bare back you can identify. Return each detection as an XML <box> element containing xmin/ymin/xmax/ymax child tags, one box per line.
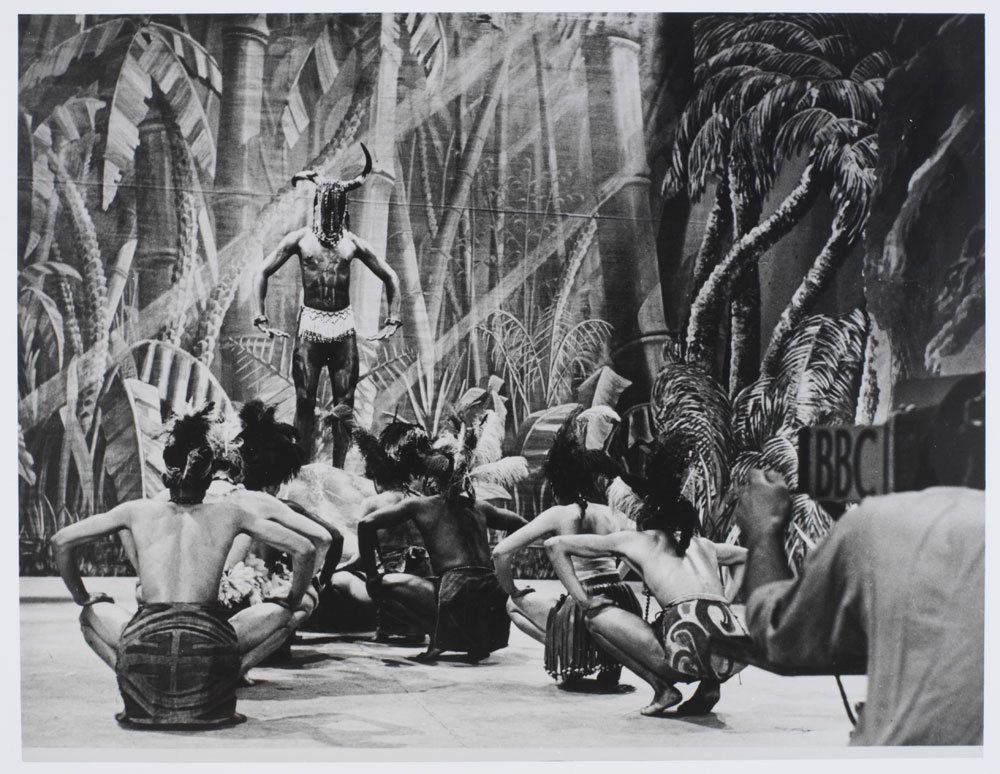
<box><xmin>548</xmin><ymin>531</ymin><xmax>745</xmax><ymax>606</ymax></box>
<box><xmin>362</xmin><ymin>495</ymin><xmax>526</xmax><ymax>575</ymax></box>
<box><xmin>53</xmin><ymin>491</ymin><xmax>314</xmax><ymax>605</ymax></box>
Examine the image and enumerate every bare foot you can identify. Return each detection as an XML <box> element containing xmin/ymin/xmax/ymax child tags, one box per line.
<box><xmin>640</xmin><ymin>685</ymin><xmax>682</xmax><ymax>716</ymax></box>
<box><xmin>676</xmin><ymin>680</ymin><xmax>721</xmax><ymax>716</ymax></box>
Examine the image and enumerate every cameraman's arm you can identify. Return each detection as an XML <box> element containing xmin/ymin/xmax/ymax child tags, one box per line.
<box><xmin>736</xmin><ymin>469</ymin><xmax>864</xmax><ymax>666</ymax></box>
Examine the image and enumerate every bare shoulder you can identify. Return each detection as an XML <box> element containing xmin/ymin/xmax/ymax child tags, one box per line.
<box><xmin>347</xmin><ymin>230</ymin><xmax>371</xmax><ymax>252</ymax></box>
<box><xmin>614</xmin><ymin>529</ymin><xmax>659</xmax><ymax>557</ymax></box>
<box><xmin>586</xmin><ymin>503</ymin><xmax>624</xmax><ymax>534</ymax></box>
<box><xmin>690</xmin><ymin>535</ymin><xmax>716</xmax><ymax>552</ymax></box>
<box><xmin>274</xmin><ymin>227</ymin><xmax>309</xmax><ymax>253</ymax></box>
<box><xmin>549</xmin><ymin>504</ymin><xmax>585</xmax><ymax>532</ymax></box>
<box><xmin>224</xmin><ymin>489</ymin><xmax>284</xmax><ymax>517</ymax></box>
<box><xmin>362</xmin><ymin>489</ymin><xmax>405</xmax><ymax>515</ymax></box>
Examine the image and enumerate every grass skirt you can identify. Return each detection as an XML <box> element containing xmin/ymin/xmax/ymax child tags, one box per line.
<box><xmin>544</xmin><ymin>573</ymin><xmax>641</xmax><ymax>680</ymax></box>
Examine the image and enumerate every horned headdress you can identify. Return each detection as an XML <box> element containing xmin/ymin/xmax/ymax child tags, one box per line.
<box><xmin>291</xmin><ymin>143</ymin><xmax>373</xmax><ymax>248</ymax></box>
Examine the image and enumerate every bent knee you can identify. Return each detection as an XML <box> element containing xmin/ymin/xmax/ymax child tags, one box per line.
<box><xmin>380</xmin><ymin>572</ymin><xmax>423</xmax><ymax>590</ymax></box>
<box><xmin>583</xmin><ymin>604</ymin><xmax>635</xmax><ymax>633</ymax></box>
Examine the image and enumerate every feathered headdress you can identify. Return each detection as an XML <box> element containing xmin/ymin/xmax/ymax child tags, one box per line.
<box><xmin>611</xmin><ymin>440</ymin><xmax>699</xmax><ymax>555</ymax></box>
<box><xmin>351</xmin><ymin>415</ymin><xmax>431</xmax><ymax>491</ymax></box>
<box><xmin>237</xmin><ymin>400</ymin><xmax>307</xmax><ymax>491</ymax></box>
<box><xmin>161</xmin><ymin>403</ymin><xmax>218</xmax><ymax>492</ymax></box>
<box><xmin>544</xmin><ymin>409</ymin><xmax>623</xmax><ymax>507</ymax></box>
<box><xmin>429</xmin><ymin>411</ymin><xmax>530</xmax><ymax>502</ymax></box>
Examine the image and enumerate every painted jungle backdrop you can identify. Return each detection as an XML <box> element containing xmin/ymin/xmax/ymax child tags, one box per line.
<box><xmin>17</xmin><ymin>13</ymin><xmax>985</xmax><ymax>575</ymax></box>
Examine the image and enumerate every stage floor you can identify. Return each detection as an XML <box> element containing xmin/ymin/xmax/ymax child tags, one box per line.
<box><xmin>20</xmin><ymin>577</ymin><xmax>870</xmax><ymax>759</ymax></box>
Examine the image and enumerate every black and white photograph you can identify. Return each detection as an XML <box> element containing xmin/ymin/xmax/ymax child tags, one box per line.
<box><xmin>13</xmin><ymin>4</ymin><xmax>988</xmax><ymax>760</ymax></box>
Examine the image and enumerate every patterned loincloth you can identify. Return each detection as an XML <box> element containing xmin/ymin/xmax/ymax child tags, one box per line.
<box><xmin>545</xmin><ymin>572</ymin><xmax>641</xmax><ymax>680</ymax></box>
<box><xmin>432</xmin><ymin>566</ymin><xmax>511</xmax><ymax>655</ymax></box>
<box><xmin>115</xmin><ymin>603</ymin><xmax>244</xmax><ymax>728</ymax></box>
<box><xmin>652</xmin><ymin>595</ymin><xmax>748</xmax><ymax>683</ymax></box>
<box><xmin>298</xmin><ymin>305</ymin><xmax>356</xmax><ymax>343</ymax></box>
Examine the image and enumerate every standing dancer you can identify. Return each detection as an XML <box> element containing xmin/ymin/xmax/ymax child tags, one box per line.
<box><xmin>312</xmin><ymin>418</ymin><xmax>431</xmax><ymax>639</ymax></box>
<box><xmin>251</xmin><ymin>144</ymin><xmax>402</xmax><ymax>467</ymax></box>
<box><xmin>493</xmin><ymin>411</ymin><xmax>640</xmax><ymax>689</ymax></box>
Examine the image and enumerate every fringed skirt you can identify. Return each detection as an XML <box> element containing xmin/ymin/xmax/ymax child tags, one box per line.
<box><xmin>115</xmin><ymin>603</ymin><xmax>243</xmax><ymax>728</ymax></box>
<box><xmin>544</xmin><ymin>573</ymin><xmax>641</xmax><ymax>680</ymax></box>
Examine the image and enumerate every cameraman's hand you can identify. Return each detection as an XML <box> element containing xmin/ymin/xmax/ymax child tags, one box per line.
<box><xmin>735</xmin><ymin>468</ymin><xmax>793</xmax><ymax>542</ymax></box>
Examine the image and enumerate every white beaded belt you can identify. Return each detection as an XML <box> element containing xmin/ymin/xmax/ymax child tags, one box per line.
<box><xmin>297</xmin><ymin>305</ymin><xmax>356</xmax><ymax>343</ymax></box>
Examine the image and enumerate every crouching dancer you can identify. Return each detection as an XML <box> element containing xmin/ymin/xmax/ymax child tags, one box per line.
<box><xmin>546</xmin><ymin>444</ymin><xmax>748</xmax><ymax>716</ymax></box>
<box><xmin>493</xmin><ymin>411</ymin><xmax>640</xmax><ymax>689</ymax></box>
<box><xmin>358</xmin><ymin>437</ymin><xmax>527</xmax><ymax>662</ymax></box>
<box><xmin>51</xmin><ymin>406</ymin><xmax>317</xmax><ymax>728</ymax></box>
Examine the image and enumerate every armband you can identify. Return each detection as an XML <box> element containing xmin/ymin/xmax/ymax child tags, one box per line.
<box><xmin>253</xmin><ymin>314</ymin><xmax>269</xmax><ymax>327</ymax></box>
<box><xmin>384</xmin><ymin>317</ymin><xmax>403</xmax><ymax>327</ymax></box>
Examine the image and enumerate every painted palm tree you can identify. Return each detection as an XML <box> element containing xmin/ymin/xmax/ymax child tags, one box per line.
<box><xmin>19</xmin><ymin>19</ymin><xmax>222</xmax><ymax>419</ymax></box>
<box><xmin>649</xmin><ymin>353</ymin><xmax>733</xmax><ymax>527</ymax></box>
<box><xmin>664</xmin><ymin>14</ymin><xmax>891</xmax><ymax>389</ymax></box>
<box><xmin>760</xmin><ymin>118</ymin><xmax>878</xmax><ymax>376</ymax></box>
<box><xmin>726</xmin><ymin>309</ymin><xmax>868</xmax><ymax>566</ymax></box>
<box><xmin>685</xmin><ymin>100</ymin><xmax>881</xmax><ymax>374</ymax></box>
<box><xmin>19</xmin><ymin>18</ymin><xmax>221</xmax><ymax>212</ymax></box>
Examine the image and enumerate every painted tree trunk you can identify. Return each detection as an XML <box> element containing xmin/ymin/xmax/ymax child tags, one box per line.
<box><xmin>486</xmin><ymin>75</ymin><xmax>509</xmax><ymax>371</ymax></box>
<box><xmin>581</xmin><ymin>30</ymin><xmax>664</xmax><ymax>397</ymax></box>
<box><xmin>686</xmin><ymin>161</ymin><xmax>820</xmax><ymax>372</ymax></box>
<box><xmin>728</xmin><ymin>263</ymin><xmax>761</xmax><ymax>395</ymax></box>
<box><xmin>762</xmin><ymin>218</ymin><xmax>856</xmax><ymax>377</ymax></box>
<box><xmin>682</xmin><ymin>179</ymin><xmax>731</xmax><ymax>363</ymax></box>
<box><xmin>213</xmin><ymin>14</ymin><xmax>269</xmax><ymax>247</ymax></box>
<box><xmin>690</xmin><ymin>180</ymin><xmax>733</xmax><ymax>309</ymax></box>
<box><xmin>133</xmin><ymin>112</ymin><xmax>178</xmax><ymax>310</ymax></box>
<box><xmin>424</xmin><ymin>51</ymin><xmax>511</xmax><ymax>333</ymax></box>
<box><xmin>387</xmin><ymin>176</ymin><xmax>436</xmax><ymax>387</ymax></box>
<box><xmin>727</xmin><ymin>181</ymin><xmax>764</xmax><ymax>395</ymax></box>
<box><xmin>533</xmin><ymin>32</ymin><xmax>564</xmax><ymax>263</ymax></box>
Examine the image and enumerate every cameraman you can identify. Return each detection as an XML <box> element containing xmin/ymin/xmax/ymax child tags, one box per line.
<box><xmin>735</xmin><ymin>381</ymin><xmax>984</xmax><ymax>746</ymax></box>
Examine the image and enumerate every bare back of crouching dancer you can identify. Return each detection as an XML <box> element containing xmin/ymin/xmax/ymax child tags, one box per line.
<box><xmin>546</xmin><ymin>443</ymin><xmax>748</xmax><ymax>717</ymax></box>
<box><xmin>51</xmin><ymin>405</ymin><xmax>317</xmax><ymax>728</ymax></box>
<box><xmin>312</xmin><ymin>419</ymin><xmax>431</xmax><ymax>639</ymax></box>
<box><xmin>358</xmin><ymin>441</ymin><xmax>527</xmax><ymax>662</ymax></box>
<box><xmin>222</xmin><ymin>400</ymin><xmax>339</xmax><ymax>586</ymax></box>
<box><xmin>493</xmin><ymin>410</ymin><xmax>641</xmax><ymax>689</ymax></box>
